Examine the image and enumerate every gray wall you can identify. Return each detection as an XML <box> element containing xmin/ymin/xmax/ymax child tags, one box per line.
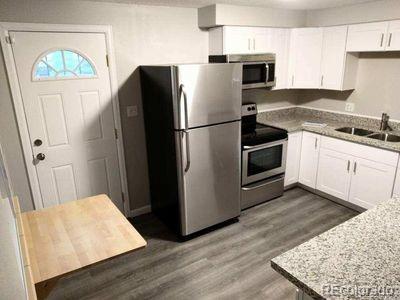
<box><xmin>306</xmin><ymin>0</ymin><xmax>400</xmax><ymax>27</ymax></box>
<box><xmin>199</xmin><ymin>4</ymin><xmax>306</xmax><ymax>28</ymax></box>
<box><xmin>0</xmin><ymin>143</ymin><xmax>26</xmax><ymax>299</ymax></box>
<box><xmin>0</xmin><ymin>0</ymin><xmax>208</xmax><ymax>212</ymax></box>
<box><xmin>300</xmin><ymin>0</ymin><xmax>400</xmax><ymax>120</ymax></box>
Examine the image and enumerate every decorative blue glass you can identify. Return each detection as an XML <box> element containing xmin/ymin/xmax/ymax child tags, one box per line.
<box><xmin>34</xmin><ymin>50</ymin><xmax>96</xmax><ymax>80</ymax></box>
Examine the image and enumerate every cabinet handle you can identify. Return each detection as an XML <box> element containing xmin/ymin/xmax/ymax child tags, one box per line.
<box><xmin>353</xmin><ymin>161</ymin><xmax>357</xmax><ymax>174</ymax></box>
<box><xmin>347</xmin><ymin>160</ymin><xmax>350</xmax><ymax>172</ymax></box>
<box><xmin>380</xmin><ymin>33</ymin><xmax>384</xmax><ymax>47</ymax></box>
<box><xmin>292</xmin><ymin>75</ymin><xmax>294</xmax><ymax>86</ymax></box>
<box><xmin>248</xmin><ymin>38</ymin><xmax>251</xmax><ymax>50</ymax></box>
<box><xmin>321</xmin><ymin>75</ymin><xmax>324</xmax><ymax>87</ymax></box>
<box><xmin>314</xmin><ymin>138</ymin><xmax>318</xmax><ymax>149</ymax></box>
<box><xmin>253</xmin><ymin>38</ymin><xmax>256</xmax><ymax>50</ymax></box>
<box><xmin>388</xmin><ymin>33</ymin><xmax>393</xmax><ymax>47</ymax></box>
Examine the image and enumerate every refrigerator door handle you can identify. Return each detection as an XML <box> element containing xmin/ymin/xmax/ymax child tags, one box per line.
<box><xmin>183</xmin><ymin>130</ymin><xmax>191</xmax><ymax>172</ymax></box>
<box><xmin>180</xmin><ymin>84</ymin><xmax>189</xmax><ymax>130</ymax></box>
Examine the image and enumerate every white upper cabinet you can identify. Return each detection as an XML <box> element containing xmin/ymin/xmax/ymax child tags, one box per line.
<box><xmin>386</xmin><ymin>20</ymin><xmax>400</xmax><ymax>51</ymax></box>
<box><xmin>253</xmin><ymin>27</ymin><xmax>273</xmax><ymax>53</ymax></box>
<box><xmin>223</xmin><ymin>26</ymin><xmax>254</xmax><ymax>54</ymax></box>
<box><xmin>346</xmin><ymin>21</ymin><xmax>388</xmax><ymax>52</ymax></box>
<box><xmin>320</xmin><ymin>26</ymin><xmax>358</xmax><ymax>91</ymax></box>
<box><xmin>209</xmin><ymin>26</ymin><xmax>274</xmax><ymax>55</ymax></box>
<box><xmin>288</xmin><ymin>28</ymin><xmax>323</xmax><ymax>89</ymax></box>
<box><xmin>271</xmin><ymin>28</ymin><xmax>290</xmax><ymax>90</ymax></box>
<box><xmin>298</xmin><ymin>131</ymin><xmax>321</xmax><ymax>188</ymax></box>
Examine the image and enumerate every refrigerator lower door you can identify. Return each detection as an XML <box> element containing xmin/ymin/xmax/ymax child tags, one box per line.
<box><xmin>174</xmin><ymin>63</ymin><xmax>242</xmax><ymax>129</ymax></box>
<box><xmin>176</xmin><ymin>121</ymin><xmax>241</xmax><ymax>236</ymax></box>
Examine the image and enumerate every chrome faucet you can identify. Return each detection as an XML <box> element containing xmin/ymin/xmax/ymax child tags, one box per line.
<box><xmin>380</xmin><ymin>113</ymin><xmax>392</xmax><ymax>131</ymax></box>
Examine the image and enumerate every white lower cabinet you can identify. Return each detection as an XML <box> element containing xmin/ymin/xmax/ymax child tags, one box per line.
<box><xmin>316</xmin><ymin>136</ymin><xmax>399</xmax><ymax>209</ymax></box>
<box><xmin>316</xmin><ymin>148</ymin><xmax>352</xmax><ymax>200</ymax></box>
<box><xmin>284</xmin><ymin>132</ymin><xmax>302</xmax><ymax>187</ymax></box>
<box><xmin>348</xmin><ymin>158</ymin><xmax>396</xmax><ymax>209</ymax></box>
<box><xmin>298</xmin><ymin>132</ymin><xmax>321</xmax><ymax>188</ymax></box>
<box><xmin>394</xmin><ymin>168</ymin><xmax>400</xmax><ymax>198</ymax></box>
<box><xmin>283</xmin><ymin>131</ymin><xmax>399</xmax><ymax>209</ymax></box>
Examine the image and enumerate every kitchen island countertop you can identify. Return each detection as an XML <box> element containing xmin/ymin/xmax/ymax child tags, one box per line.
<box><xmin>271</xmin><ymin>197</ymin><xmax>400</xmax><ymax>299</ymax></box>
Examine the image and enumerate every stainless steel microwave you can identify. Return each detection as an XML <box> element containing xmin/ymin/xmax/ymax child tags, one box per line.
<box><xmin>209</xmin><ymin>53</ymin><xmax>276</xmax><ymax>89</ymax></box>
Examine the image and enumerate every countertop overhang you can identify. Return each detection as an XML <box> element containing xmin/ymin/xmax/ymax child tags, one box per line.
<box><xmin>271</xmin><ymin>197</ymin><xmax>400</xmax><ymax>299</ymax></box>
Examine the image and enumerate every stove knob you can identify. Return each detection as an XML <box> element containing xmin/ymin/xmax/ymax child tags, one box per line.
<box><xmin>247</xmin><ymin>107</ymin><xmax>251</xmax><ymax>111</ymax></box>
<box><xmin>252</xmin><ymin>107</ymin><xmax>256</xmax><ymax>110</ymax></box>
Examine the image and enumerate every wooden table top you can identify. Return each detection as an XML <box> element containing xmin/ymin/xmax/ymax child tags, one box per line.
<box><xmin>21</xmin><ymin>194</ymin><xmax>146</xmax><ymax>284</ymax></box>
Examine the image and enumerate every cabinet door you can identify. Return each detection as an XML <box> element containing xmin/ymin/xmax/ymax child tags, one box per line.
<box><xmin>253</xmin><ymin>27</ymin><xmax>273</xmax><ymax>53</ymax></box>
<box><xmin>386</xmin><ymin>20</ymin><xmax>400</xmax><ymax>51</ymax></box>
<box><xmin>316</xmin><ymin>148</ymin><xmax>352</xmax><ymax>200</ymax></box>
<box><xmin>394</xmin><ymin>168</ymin><xmax>400</xmax><ymax>198</ymax></box>
<box><xmin>299</xmin><ymin>132</ymin><xmax>321</xmax><ymax>188</ymax></box>
<box><xmin>224</xmin><ymin>26</ymin><xmax>253</xmax><ymax>54</ymax></box>
<box><xmin>348</xmin><ymin>158</ymin><xmax>396</xmax><ymax>209</ymax></box>
<box><xmin>320</xmin><ymin>26</ymin><xmax>348</xmax><ymax>90</ymax></box>
<box><xmin>288</xmin><ymin>28</ymin><xmax>323</xmax><ymax>89</ymax></box>
<box><xmin>271</xmin><ymin>28</ymin><xmax>290</xmax><ymax>90</ymax></box>
<box><xmin>284</xmin><ymin>132</ymin><xmax>302</xmax><ymax>187</ymax></box>
<box><xmin>346</xmin><ymin>22</ymin><xmax>388</xmax><ymax>52</ymax></box>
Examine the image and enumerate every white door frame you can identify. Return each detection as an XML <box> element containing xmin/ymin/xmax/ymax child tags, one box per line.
<box><xmin>0</xmin><ymin>22</ymin><xmax>131</xmax><ymax>216</ymax></box>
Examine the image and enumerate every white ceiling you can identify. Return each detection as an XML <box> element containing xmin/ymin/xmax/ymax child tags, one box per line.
<box><xmin>85</xmin><ymin>0</ymin><xmax>380</xmax><ymax>10</ymax></box>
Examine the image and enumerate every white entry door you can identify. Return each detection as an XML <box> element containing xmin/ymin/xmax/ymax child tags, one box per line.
<box><xmin>10</xmin><ymin>31</ymin><xmax>124</xmax><ymax>211</ymax></box>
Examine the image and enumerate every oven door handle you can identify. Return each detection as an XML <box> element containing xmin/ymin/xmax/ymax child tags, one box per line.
<box><xmin>243</xmin><ymin>138</ymin><xmax>287</xmax><ymax>150</ymax></box>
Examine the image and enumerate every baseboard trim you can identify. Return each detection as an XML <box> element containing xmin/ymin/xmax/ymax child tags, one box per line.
<box><xmin>130</xmin><ymin>205</ymin><xmax>151</xmax><ymax>217</ymax></box>
<box><xmin>297</xmin><ymin>183</ymin><xmax>365</xmax><ymax>213</ymax></box>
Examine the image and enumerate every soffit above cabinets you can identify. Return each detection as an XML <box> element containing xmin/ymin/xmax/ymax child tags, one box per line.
<box><xmin>84</xmin><ymin>0</ymin><xmax>378</xmax><ymax>10</ymax></box>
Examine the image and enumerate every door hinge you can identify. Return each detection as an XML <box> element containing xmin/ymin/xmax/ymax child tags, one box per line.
<box><xmin>106</xmin><ymin>54</ymin><xmax>109</xmax><ymax>67</ymax></box>
<box><xmin>114</xmin><ymin>128</ymin><xmax>118</xmax><ymax>139</ymax></box>
<box><xmin>5</xmin><ymin>36</ymin><xmax>14</xmax><ymax>44</ymax></box>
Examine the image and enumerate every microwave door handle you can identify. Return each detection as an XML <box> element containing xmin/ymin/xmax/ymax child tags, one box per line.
<box><xmin>265</xmin><ymin>63</ymin><xmax>269</xmax><ymax>84</ymax></box>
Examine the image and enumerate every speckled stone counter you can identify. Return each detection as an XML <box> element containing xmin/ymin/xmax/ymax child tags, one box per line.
<box><xmin>271</xmin><ymin>197</ymin><xmax>400</xmax><ymax>299</ymax></box>
<box><xmin>257</xmin><ymin>107</ymin><xmax>400</xmax><ymax>152</ymax></box>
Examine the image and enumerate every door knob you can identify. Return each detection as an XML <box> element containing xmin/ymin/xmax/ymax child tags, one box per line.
<box><xmin>36</xmin><ymin>153</ymin><xmax>46</xmax><ymax>161</ymax></box>
<box><xmin>34</xmin><ymin>139</ymin><xmax>43</xmax><ymax>146</ymax></box>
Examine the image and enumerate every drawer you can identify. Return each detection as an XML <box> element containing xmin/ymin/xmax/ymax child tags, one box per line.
<box><xmin>321</xmin><ymin>135</ymin><xmax>399</xmax><ymax>167</ymax></box>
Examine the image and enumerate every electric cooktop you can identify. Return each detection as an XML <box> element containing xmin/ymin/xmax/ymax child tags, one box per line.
<box><xmin>242</xmin><ymin>123</ymin><xmax>288</xmax><ymax>147</ymax></box>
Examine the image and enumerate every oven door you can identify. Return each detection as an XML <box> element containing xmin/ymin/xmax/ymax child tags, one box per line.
<box><xmin>242</xmin><ymin>61</ymin><xmax>275</xmax><ymax>89</ymax></box>
<box><xmin>242</xmin><ymin>139</ymin><xmax>287</xmax><ymax>185</ymax></box>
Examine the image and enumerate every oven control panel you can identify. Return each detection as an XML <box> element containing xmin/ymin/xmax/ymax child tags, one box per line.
<box><xmin>242</xmin><ymin>103</ymin><xmax>257</xmax><ymax>116</ymax></box>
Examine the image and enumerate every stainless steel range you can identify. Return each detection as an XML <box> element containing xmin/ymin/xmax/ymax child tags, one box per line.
<box><xmin>241</xmin><ymin>103</ymin><xmax>288</xmax><ymax>210</ymax></box>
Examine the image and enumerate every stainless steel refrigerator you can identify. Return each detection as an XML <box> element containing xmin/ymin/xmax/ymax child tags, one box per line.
<box><xmin>140</xmin><ymin>63</ymin><xmax>242</xmax><ymax>236</ymax></box>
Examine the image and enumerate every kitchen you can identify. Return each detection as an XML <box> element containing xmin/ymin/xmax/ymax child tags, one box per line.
<box><xmin>1</xmin><ymin>0</ymin><xmax>400</xmax><ymax>299</ymax></box>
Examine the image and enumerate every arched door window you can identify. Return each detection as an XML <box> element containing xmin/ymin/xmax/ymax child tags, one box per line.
<box><xmin>33</xmin><ymin>49</ymin><xmax>97</xmax><ymax>80</ymax></box>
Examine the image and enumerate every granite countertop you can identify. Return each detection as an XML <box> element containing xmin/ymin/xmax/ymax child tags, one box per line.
<box><xmin>271</xmin><ymin>197</ymin><xmax>400</xmax><ymax>299</ymax></box>
<box><xmin>257</xmin><ymin>108</ymin><xmax>400</xmax><ymax>152</ymax></box>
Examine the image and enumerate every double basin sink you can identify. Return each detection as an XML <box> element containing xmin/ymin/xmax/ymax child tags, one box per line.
<box><xmin>336</xmin><ymin>127</ymin><xmax>400</xmax><ymax>143</ymax></box>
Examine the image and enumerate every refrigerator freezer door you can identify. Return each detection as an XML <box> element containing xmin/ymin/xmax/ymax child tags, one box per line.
<box><xmin>176</xmin><ymin>121</ymin><xmax>241</xmax><ymax>235</ymax></box>
<box><xmin>175</xmin><ymin>63</ymin><xmax>242</xmax><ymax>129</ymax></box>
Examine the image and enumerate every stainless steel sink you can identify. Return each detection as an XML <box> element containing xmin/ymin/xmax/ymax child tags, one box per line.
<box><xmin>335</xmin><ymin>127</ymin><xmax>375</xmax><ymax>136</ymax></box>
<box><xmin>368</xmin><ymin>133</ymin><xmax>400</xmax><ymax>142</ymax></box>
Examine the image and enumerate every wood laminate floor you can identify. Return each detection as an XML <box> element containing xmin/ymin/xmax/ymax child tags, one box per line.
<box><xmin>48</xmin><ymin>188</ymin><xmax>358</xmax><ymax>300</ymax></box>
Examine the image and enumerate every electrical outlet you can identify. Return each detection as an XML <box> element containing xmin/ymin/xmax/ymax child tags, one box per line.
<box><xmin>127</xmin><ymin>105</ymin><xmax>138</xmax><ymax>117</ymax></box>
<box><xmin>345</xmin><ymin>102</ymin><xmax>355</xmax><ymax>112</ymax></box>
